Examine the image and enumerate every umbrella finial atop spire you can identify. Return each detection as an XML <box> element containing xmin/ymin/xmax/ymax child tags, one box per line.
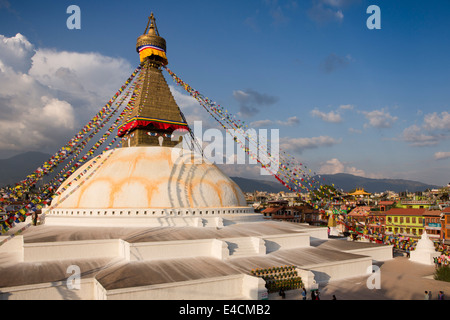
<box><xmin>137</xmin><ymin>12</ymin><xmax>167</xmax><ymax>65</ymax></box>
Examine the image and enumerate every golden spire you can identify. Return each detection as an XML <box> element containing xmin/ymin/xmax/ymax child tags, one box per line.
<box><xmin>144</xmin><ymin>13</ymin><xmax>160</xmax><ymax>36</ymax></box>
<box><xmin>118</xmin><ymin>13</ymin><xmax>187</xmax><ymax>148</ymax></box>
<box><xmin>136</xmin><ymin>12</ymin><xmax>168</xmax><ymax>65</ymax></box>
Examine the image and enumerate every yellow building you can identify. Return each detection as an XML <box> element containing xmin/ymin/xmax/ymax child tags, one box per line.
<box><xmin>385</xmin><ymin>208</ymin><xmax>426</xmax><ymax>238</ymax></box>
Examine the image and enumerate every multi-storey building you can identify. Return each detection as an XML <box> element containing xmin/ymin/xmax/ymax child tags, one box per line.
<box><xmin>423</xmin><ymin>209</ymin><xmax>442</xmax><ymax>241</ymax></box>
<box><xmin>261</xmin><ymin>204</ymin><xmax>319</xmax><ymax>224</ymax></box>
<box><xmin>385</xmin><ymin>208</ymin><xmax>426</xmax><ymax>238</ymax></box>
<box><xmin>398</xmin><ymin>199</ymin><xmax>434</xmax><ymax>209</ymax></box>
<box><xmin>367</xmin><ymin>211</ymin><xmax>386</xmax><ymax>235</ymax></box>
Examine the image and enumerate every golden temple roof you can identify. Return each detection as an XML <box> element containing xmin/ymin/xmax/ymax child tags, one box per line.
<box><xmin>348</xmin><ymin>188</ymin><xmax>371</xmax><ymax>196</ymax></box>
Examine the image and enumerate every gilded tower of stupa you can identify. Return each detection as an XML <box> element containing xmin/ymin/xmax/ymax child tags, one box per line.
<box><xmin>118</xmin><ymin>13</ymin><xmax>188</xmax><ymax>148</ymax></box>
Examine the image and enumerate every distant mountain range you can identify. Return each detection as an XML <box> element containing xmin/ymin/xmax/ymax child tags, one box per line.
<box><xmin>316</xmin><ymin>173</ymin><xmax>441</xmax><ymax>193</ymax></box>
<box><xmin>0</xmin><ymin>151</ymin><xmax>442</xmax><ymax>193</ymax></box>
<box><xmin>231</xmin><ymin>173</ymin><xmax>441</xmax><ymax>194</ymax></box>
<box><xmin>0</xmin><ymin>151</ymin><xmax>51</xmax><ymax>187</ymax></box>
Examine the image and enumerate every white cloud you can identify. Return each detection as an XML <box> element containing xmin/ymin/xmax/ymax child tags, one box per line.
<box><xmin>0</xmin><ymin>33</ymin><xmax>134</xmax><ymax>156</ymax></box>
<box><xmin>29</xmin><ymin>49</ymin><xmax>132</xmax><ymax>112</ymax></box>
<box><xmin>339</xmin><ymin>104</ymin><xmax>354</xmax><ymax>110</ymax></box>
<box><xmin>348</xmin><ymin>127</ymin><xmax>362</xmax><ymax>134</ymax></box>
<box><xmin>277</xmin><ymin>116</ymin><xmax>300</xmax><ymax>126</ymax></box>
<box><xmin>402</xmin><ymin>125</ymin><xmax>441</xmax><ymax>147</ymax></box>
<box><xmin>362</xmin><ymin>108</ymin><xmax>398</xmax><ymax>129</ymax></box>
<box><xmin>0</xmin><ymin>33</ymin><xmax>34</xmax><ymax>73</ymax></box>
<box><xmin>319</xmin><ymin>158</ymin><xmax>366</xmax><ymax>177</ymax></box>
<box><xmin>308</xmin><ymin>0</ymin><xmax>360</xmax><ymax>24</ymax></box>
<box><xmin>434</xmin><ymin>152</ymin><xmax>450</xmax><ymax>160</ymax></box>
<box><xmin>280</xmin><ymin>135</ymin><xmax>341</xmax><ymax>154</ymax></box>
<box><xmin>40</xmin><ymin>96</ymin><xmax>75</xmax><ymax>130</ymax></box>
<box><xmin>308</xmin><ymin>2</ymin><xmax>344</xmax><ymax>24</ymax></box>
<box><xmin>311</xmin><ymin>108</ymin><xmax>342</xmax><ymax>123</ymax></box>
<box><xmin>250</xmin><ymin>116</ymin><xmax>300</xmax><ymax>128</ymax></box>
<box><xmin>250</xmin><ymin>119</ymin><xmax>274</xmax><ymax>128</ymax></box>
<box><xmin>399</xmin><ymin>111</ymin><xmax>450</xmax><ymax>147</ymax></box>
<box><xmin>423</xmin><ymin>111</ymin><xmax>450</xmax><ymax>131</ymax></box>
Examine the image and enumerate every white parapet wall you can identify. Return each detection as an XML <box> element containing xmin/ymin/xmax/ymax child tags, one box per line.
<box><xmin>0</xmin><ymin>279</ymin><xmax>99</xmax><ymax>300</ymax></box>
<box><xmin>12</xmin><ymin>237</ymin><xmax>264</xmax><ymax>264</ymax></box>
<box><xmin>128</xmin><ymin>239</ymin><xmax>229</xmax><ymax>261</ymax></box>
<box><xmin>343</xmin><ymin>245</ymin><xmax>394</xmax><ymax>262</ymax></box>
<box><xmin>301</xmin><ymin>227</ymin><xmax>328</xmax><ymax>240</ymax></box>
<box><xmin>104</xmin><ymin>274</ymin><xmax>266</xmax><ymax>300</ymax></box>
<box><xmin>19</xmin><ymin>238</ymin><xmax>231</xmax><ymax>263</ymax></box>
<box><xmin>0</xmin><ymin>272</ymin><xmax>267</xmax><ymax>300</ymax></box>
<box><xmin>24</xmin><ymin>239</ymin><xmax>129</xmax><ymax>262</ymax></box>
<box><xmin>263</xmin><ymin>233</ymin><xmax>310</xmax><ymax>253</ymax></box>
<box><xmin>303</xmin><ymin>257</ymin><xmax>372</xmax><ymax>284</ymax></box>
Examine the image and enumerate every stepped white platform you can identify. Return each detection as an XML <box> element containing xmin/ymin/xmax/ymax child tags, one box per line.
<box><xmin>409</xmin><ymin>231</ymin><xmax>440</xmax><ymax>265</ymax></box>
<box><xmin>0</xmin><ymin>216</ymin><xmax>393</xmax><ymax>300</ymax></box>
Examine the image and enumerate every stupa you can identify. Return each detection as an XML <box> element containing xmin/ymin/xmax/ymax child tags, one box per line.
<box><xmin>43</xmin><ymin>13</ymin><xmax>252</xmax><ymax>228</ymax></box>
<box><xmin>0</xmin><ymin>14</ymin><xmax>394</xmax><ymax>301</ymax></box>
<box><xmin>409</xmin><ymin>231</ymin><xmax>440</xmax><ymax>265</ymax></box>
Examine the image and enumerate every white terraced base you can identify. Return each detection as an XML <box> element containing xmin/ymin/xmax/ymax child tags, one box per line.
<box><xmin>0</xmin><ymin>219</ymin><xmax>393</xmax><ymax>300</ymax></box>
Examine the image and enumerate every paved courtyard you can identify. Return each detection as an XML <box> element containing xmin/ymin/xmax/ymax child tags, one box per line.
<box><xmin>269</xmin><ymin>255</ymin><xmax>450</xmax><ymax>300</ymax></box>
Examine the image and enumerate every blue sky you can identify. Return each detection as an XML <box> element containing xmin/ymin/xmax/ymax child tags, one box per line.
<box><xmin>0</xmin><ymin>0</ymin><xmax>449</xmax><ymax>186</ymax></box>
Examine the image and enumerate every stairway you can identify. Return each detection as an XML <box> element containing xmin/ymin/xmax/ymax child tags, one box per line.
<box><xmin>225</xmin><ymin>237</ymin><xmax>265</xmax><ymax>258</ymax></box>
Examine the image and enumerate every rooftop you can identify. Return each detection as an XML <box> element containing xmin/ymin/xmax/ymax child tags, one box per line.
<box><xmin>385</xmin><ymin>208</ymin><xmax>427</xmax><ymax>216</ymax></box>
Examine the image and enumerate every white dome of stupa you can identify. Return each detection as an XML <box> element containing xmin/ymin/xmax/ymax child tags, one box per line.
<box><xmin>44</xmin><ymin>147</ymin><xmax>252</xmax><ymax>226</ymax></box>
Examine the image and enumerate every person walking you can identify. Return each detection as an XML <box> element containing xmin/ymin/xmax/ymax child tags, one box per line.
<box><xmin>438</xmin><ymin>291</ymin><xmax>445</xmax><ymax>300</ymax></box>
<box><xmin>279</xmin><ymin>287</ymin><xmax>286</xmax><ymax>299</ymax></box>
<box><xmin>424</xmin><ymin>291</ymin><xmax>429</xmax><ymax>300</ymax></box>
<box><xmin>301</xmin><ymin>287</ymin><xmax>307</xmax><ymax>300</ymax></box>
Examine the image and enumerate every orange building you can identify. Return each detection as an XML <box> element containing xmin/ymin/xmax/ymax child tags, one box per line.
<box><xmin>367</xmin><ymin>211</ymin><xmax>386</xmax><ymax>235</ymax></box>
<box><xmin>423</xmin><ymin>209</ymin><xmax>442</xmax><ymax>242</ymax></box>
